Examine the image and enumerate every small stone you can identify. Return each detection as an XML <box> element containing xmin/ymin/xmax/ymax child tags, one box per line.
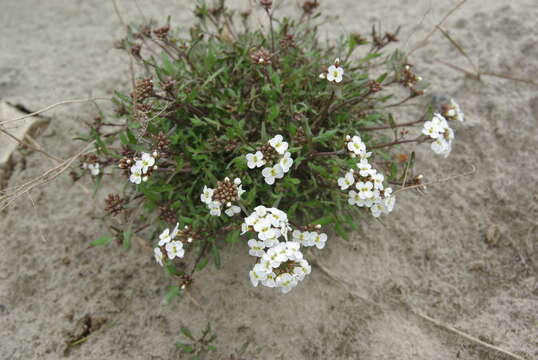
<box><xmin>485</xmin><ymin>224</ymin><xmax>501</xmax><ymax>247</ymax></box>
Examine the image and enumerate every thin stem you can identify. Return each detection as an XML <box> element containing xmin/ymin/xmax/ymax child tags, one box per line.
<box><xmin>369</xmin><ymin>135</ymin><xmax>428</xmax><ymax>150</ymax></box>
<box><xmin>267</xmin><ymin>9</ymin><xmax>275</xmax><ymax>52</ymax></box>
<box><xmin>357</xmin><ymin>116</ymin><xmax>425</xmax><ymax>131</ymax></box>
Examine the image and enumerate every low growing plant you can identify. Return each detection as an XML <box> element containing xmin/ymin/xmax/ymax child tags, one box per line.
<box><xmin>78</xmin><ymin>0</ymin><xmax>465</xmax><ymax>297</ymax></box>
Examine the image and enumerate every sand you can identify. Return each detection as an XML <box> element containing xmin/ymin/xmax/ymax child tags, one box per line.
<box><xmin>0</xmin><ymin>0</ymin><xmax>536</xmax><ymax>359</ymax></box>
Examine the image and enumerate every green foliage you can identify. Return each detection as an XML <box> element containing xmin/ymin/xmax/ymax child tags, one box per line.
<box><xmin>176</xmin><ymin>323</ymin><xmax>217</xmax><ymax>359</ymax></box>
<box><xmin>82</xmin><ymin>0</ymin><xmax>426</xmax><ymax>284</ymax></box>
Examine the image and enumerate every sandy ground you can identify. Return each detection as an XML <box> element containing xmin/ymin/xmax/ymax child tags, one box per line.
<box><xmin>1</xmin><ymin>0</ymin><xmax>537</xmax><ymax>359</ymax></box>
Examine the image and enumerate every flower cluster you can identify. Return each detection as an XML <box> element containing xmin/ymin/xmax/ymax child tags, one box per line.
<box><xmin>201</xmin><ymin>177</ymin><xmax>245</xmax><ymax>217</ymax></box>
<box><xmin>120</xmin><ymin>151</ymin><xmax>158</xmax><ymax>184</ymax></box>
<box><xmin>153</xmin><ymin>223</ymin><xmax>185</xmax><ymax>266</ymax></box>
<box><xmin>82</xmin><ymin>162</ymin><xmax>100</xmax><ymax>176</ymax></box>
<box><xmin>246</xmin><ymin>135</ymin><xmax>293</xmax><ymax>185</ymax></box>
<box><xmin>345</xmin><ymin>135</ymin><xmax>371</xmax><ymax>159</ymax></box>
<box><xmin>422</xmin><ymin>113</ymin><xmax>454</xmax><ymax>157</ymax></box>
<box><xmin>243</xmin><ymin>206</ymin><xmax>313</xmax><ymax>293</ymax></box>
<box><xmin>339</xmin><ymin>135</ymin><xmax>395</xmax><ymax>217</ymax></box>
<box><xmin>320</xmin><ymin>58</ymin><xmax>344</xmax><ymax>83</ymax></box>
<box><xmin>292</xmin><ymin>224</ymin><xmax>328</xmax><ymax>249</ymax></box>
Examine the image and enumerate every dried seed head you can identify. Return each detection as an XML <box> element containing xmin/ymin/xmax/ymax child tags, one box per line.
<box><xmin>260</xmin><ymin>0</ymin><xmax>272</xmax><ymax>10</ymax></box>
<box><xmin>131</xmin><ymin>77</ymin><xmax>154</xmax><ymax>102</ymax></box>
<box><xmin>105</xmin><ymin>194</ymin><xmax>124</xmax><ymax>216</ymax></box>
<box><xmin>153</xmin><ymin>24</ymin><xmax>170</xmax><ymax>38</ymax></box>
<box><xmin>250</xmin><ymin>47</ymin><xmax>272</xmax><ymax>65</ymax></box>
<box><xmin>258</xmin><ymin>143</ymin><xmax>279</xmax><ymax>164</ymax></box>
<box><xmin>302</xmin><ymin>0</ymin><xmax>319</xmax><ymax>14</ymax></box>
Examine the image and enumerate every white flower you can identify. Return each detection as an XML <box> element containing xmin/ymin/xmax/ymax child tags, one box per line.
<box><xmin>347</xmin><ymin>135</ymin><xmax>365</xmax><ymax>155</ymax></box>
<box><xmin>200</xmin><ymin>186</ymin><xmax>214</xmax><ymax>204</ymax></box>
<box><xmin>129</xmin><ymin>164</ymin><xmax>144</xmax><ymax>184</ymax></box>
<box><xmin>249</xmin><ymin>263</ymin><xmax>268</xmax><ymax>287</ymax></box>
<box><xmin>154</xmin><ymin>247</ymin><xmax>164</xmax><ymax>266</ymax></box>
<box><xmin>248</xmin><ymin>239</ymin><xmax>266</xmax><ymax>257</ymax></box>
<box><xmin>292</xmin><ymin>230</ymin><xmax>312</xmax><ymax>247</ymax></box>
<box><xmin>356</xmin><ymin>181</ymin><xmax>374</xmax><ymax>199</ymax></box>
<box><xmin>208</xmin><ymin>201</ymin><xmax>222</xmax><ymax>216</ymax></box>
<box><xmin>311</xmin><ymin>232</ymin><xmax>327</xmax><ymax>249</ymax></box>
<box><xmin>371</xmin><ymin>201</ymin><xmax>385</xmax><ymax>218</ymax></box>
<box><xmin>357</xmin><ymin>159</ymin><xmax>372</xmax><ymax>177</ymax></box>
<box><xmin>431</xmin><ymin>138</ymin><xmax>451</xmax><ymax>157</ymax></box>
<box><xmin>326</xmin><ymin>64</ymin><xmax>344</xmax><ymax>83</ymax></box>
<box><xmin>384</xmin><ymin>195</ymin><xmax>396</xmax><ymax>213</ymax></box>
<box><xmin>87</xmin><ymin>163</ymin><xmax>100</xmax><ymax>176</ymax></box>
<box><xmin>262</xmin><ymin>164</ymin><xmax>284</xmax><ymax>185</ymax></box>
<box><xmin>165</xmin><ymin>240</ymin><xmax>184</xmax><ymax>259</ymax></box>
<box><xmin>268</xmin><ymin>134</ymin><xmax>288</xmax><ymax>154</ymax></box>
<box><xmin>293</xmin><ymin>259</ymin><xmax>311</xmax><ymax>281</ymax></box>
<box><xmin>268</xmin><ymin>135</ymin><xmax>287</xmax><ymax>155</ymax></box>
<box><xmin>257</xmin><ymin>222</ymin><xmax>279</xmax><ymax>241</ymax></box>
<box><xmin>348</xmin><ymin>190</ymin><xmax>362</xmax><ymax>206</ymax></box>
<box><xmin>338</xmin><ymin>171</ymin><xmax>355</xmax><ymax>190</ymax></box>
<box><xmin>224</xmin><ymin>205</ymin><xmax>241</xmax><ymax>217</ymax></box>
<box><xmin>279</xmin><ymin>152</ymin><xmax>294</xmax><ymax>173</ymax></box>
<box><xmin>246</xmin><ymin>151</ymin><xmax>265</xmax><ymax>169</ymax></box>
<box><xmin>372</xmin><ymin>172</ymin><xmax>384</xmax><ymax>190</ymax></box>
<box><xmin>261</xmin><ymin>272</ymin><xmax>277</xmax><ymax>287</ymax></box>
<box><xmin>263</xmin><ymin>236</ymin><xmax>280</xmax><ymax>248</ymax></box>
<box><xmin>422</xmin><ymin>120</ymin><xmax>442</xmax><ymax>139</ymax></box>
<box><xmin>276</xmin><ymin>273</ymin><xmax>298</xmax><ymax>293</ymax></box>
<box><xmin>139</xmin><ymin>152</ymin><xmax>156</xmax><ymax>173</ymax></box>
<box><xmin>158</xmin><ymin>224</ymin><xmax>179</xmax><ymax>246</ymax></box>
<box><xmin>284</xmin><ymin>241</ymin><xmax>303</xmax><ymax>261</ymax></box>
<box><xmin>432</xmin><ymin>113</ymin><xmax>448</xmax><ymax>130</ymax></box>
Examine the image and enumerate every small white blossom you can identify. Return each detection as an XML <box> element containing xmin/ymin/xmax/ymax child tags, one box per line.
<box><xmin>431</xmin><ymin>137</ymin><xmax>451</xmax><ymax>157</ymax></box>
<box><xmin>268</xmin><ymin>134</ymin><xmax>289</xmax><ymax>155</ymax></box>
<box><xmin>86</xmin><ymin>163</ymin><xmax>100</xmax><ymax>176</ymax></box>
<box><xmin>129</xmin><ymin>164</ymin><xmax>144</xmax><ymax>184</ymax></box>
<box><xmin>200</xmin><ymin>186</ymin><xmax>214</xmax><ymax>204</ymax></box>
<box><xmin>279</xmin><ymin>152</ymin><xmax>294</xmax><ymax>173</ymax></box>
<box><xmin>154</xmin><ymin>247</ymin><xmax>164</xmax><ymax>266</ymax></box>
<box><xmin>326</xmin><ymin>64</ymin><xmax>344</xmax><ymax>83</ymax></box>
<box><xmin>356</xmin><ymin>181</ymin><xmax>374</xmax><ymax>199</ymax></box>
<box><xmin>208</xmin><ymin>201</ymin><xmax>222</xmax><ymax>216</ymax></box>
<box><xmin>347</xmin><ymin>135</ymin><xmax>366</xmax><ymax>155</ymax></box>
<box><xmin>158</xmin><ymin>223</ymin><xmax>179</xmax><ymax>246</ymax></box>
<box><xmin>422</xmin><ymin>120</ymin><xmax>442</xmax><ymax>139</ymax></box>
<box><xmin>372</xmin><ymin>172</ymin><xmax>384</xmax><ymax>190</ymax></box>
<box><xmin>224</xmin><ymin>205</ymin><xmax>241</xmax><ymax>217</ymax></box>
<box><xmin>371</xmin><ymin>201</ymin><xmax>385</xmax><ymax>218</ymax></box>
<box><xmin>262</xmin><ymin>164</ymin><xmax>284</xmax><ymax>185</ymax></box>
<box><xmin>348</xmin><ymin>190</ymin><xmax>362</xmax><ymax>206</ymax></box>
<box><xmin>139</xmin><ymin>152</ymin><xmax>156</xmax><ymax>173</ymax></box>
<box><xmin>165</xmin><ymin>240</ymin><xmax>184</xmax><ymax>260</ymax></box>
<box><xmin>249</xmin><ymin>263</ymin><xmax>268</xmax><ymax>287</ymax></box>
<box><xmin>246</xmin><ymin>151</ymin><xmax>265</xmax><ymax>169</ymax></box>
<box><xmin>275</xmin><ymin>273</ymin><xmax>298</xmax><ymax>294</ymax></box>
<box><xmin>311</xmin><ymin>232</ymin><xmax>327</xmax><ymax>249</ymax></box>
<box><xmin>357</xmin><ymin>159</ymin><xmax>372</xmax><ymax>177</ymax></box>
<box><xmin>338</xmin><ymin>171</ymin><xmax>355</xmax><ymax>190</ymax></box>
<box><xmin>248</xmin><ymin>239</ymin><xmax>266</xmax><ymax>257</ymax></box>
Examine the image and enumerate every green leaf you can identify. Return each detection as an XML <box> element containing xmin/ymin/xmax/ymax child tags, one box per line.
<box><xmin>163</xmin><ymin>286</ymin><xmax>181</xmax><ymax>305</ymax></box>
<box><xmin>195</xmin><ymin>258</ymin><xmax>209</xmax><ymax>270</ymax></box>
<box><xmin>90</xmin><ymin>236</ymin><xmax>114</xmax><ymax>246</ymax></box>
<box><xmin>176</xmin><ymin>343</ymin><xmax>194</xmax><ymax>353</ymax></box>
<box><xmin>123</xmin><ymin>231</ymin><xmax>133</xmax><ymax>250</ymax></box>
<box><xmin>225</xmin><ymin>229</ymin><xmax>241</xmax><ymax>244</ymax></box>
<box><xmin>211</xmin><ymin>242</ymin><xmax>221</xmax><ymax>268</ymax></box>
<box><xmin>181</xmin><ymin>326</ymin><xmax>195</xmax><ymax>340</ymax></box>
